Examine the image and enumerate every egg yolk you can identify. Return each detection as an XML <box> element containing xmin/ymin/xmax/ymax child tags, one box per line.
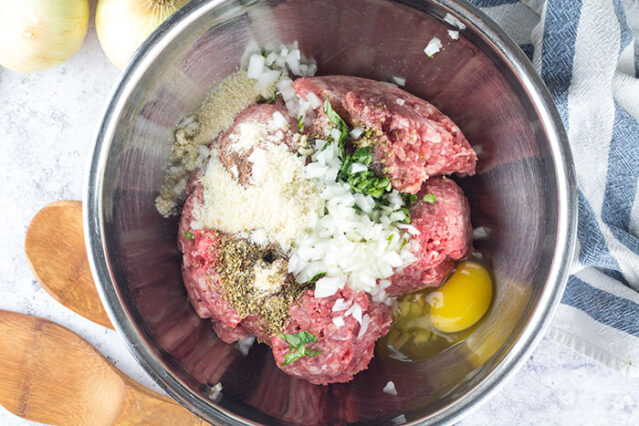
<box><xmin>428</xmin><ymin>261</ymin><xmax>492</xmax><ymax>333</ymax></box>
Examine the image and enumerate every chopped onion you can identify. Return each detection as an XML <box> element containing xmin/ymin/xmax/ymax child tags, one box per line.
<box><xmin>306</xmin><ymin>92</ymin><xmax>322</xmax><ymax>108</ymax></box>
<box><xmin>350</xmin><ymin>163</ymin><xmax>368</xmax><ymax>174</ymax></box>
<box><xmin>443</xmin><ymin>13</ymin><xmax>466</xmax><ymax>30</ymax></box>
<box><xmin>332</xmin><ymin>298</ymin><xmax>352</xmax><ymax>312</ymax></box>
<box><xmin>332</xmin><ymin>316</ymin><xmax>345</xmax><ymax>328</ymax></box>
<box><xmin>197</xmin><ymin>145</ymin><xmax>210</xmax><ymax>158</ymax></box>
<box><xmin>314</xmin><ymin>276</ymin><xmax>346</xmax><ymax>298</ymax></box>
<box><xmin>247</xmin><ymin>54</ymin><xmax>265</xmax><ymax>79</ymax></box>
<box><xmin>391</xmin><ymin>76</ymin><xmax>406</xmax><ymax>87</ymax></box>
<box><xmin>396</xmin><ymin>98</ymin><xmax>405</xmax><ymax>106</ymax></box>
<box><xmin>345</xmin><ymin>302</ymin><xmax>363</xmax><ymax>324</ymax></box>
<box><xmin>255</xmin><ymin>69</ymin><xmax>281</xmax><ymax>90</ymax></box>
<box><xmin>236</xmin><ymin>335</ymin><xmax>255</xmax><ymax>356</ymax></box>
<box><xmin>424</xmin><ymin>37</ymin><xmax>443</xmax><ymax>58</ymax></box>
<box><xmin>357</xmin><ymin>314</ymin><xmax>371</xmax><ymax>338</ymax></box>
<box><xmin>349</xmin><ymin>126</ymin><xmax>364</xmax><ymax>139</ymax></box>
<box><xmin>383</xmin><ymin>381</ymin><xmax>398</xmax><ymax>396</ymax></box>
<box><xmin>447</xmin><ymin>30</ymin><xmax>460</xmax><ymax>40</ymax></box>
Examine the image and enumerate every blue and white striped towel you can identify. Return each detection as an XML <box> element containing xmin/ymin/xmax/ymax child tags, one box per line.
<box><xmin>469</xmin><ymin>0</ymin><xmax>639</xmax><ymax>376</ymax></box>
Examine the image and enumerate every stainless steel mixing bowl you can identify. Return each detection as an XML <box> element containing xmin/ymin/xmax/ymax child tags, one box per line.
<box><xmin>85</xmin><ymin>0</ymin><xmax>577</xmax><ymax>424</ymax></box>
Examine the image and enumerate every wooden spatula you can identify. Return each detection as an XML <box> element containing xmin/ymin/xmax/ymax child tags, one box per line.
<box><xmin>0</xmin><ymin>310</ymin><xmax>208</xmax><ymax>426</ymax></box>
<box><xmin>25</xmin><ymin>200</ymin><xmax>112</xmax><ymax>329</ymax></box>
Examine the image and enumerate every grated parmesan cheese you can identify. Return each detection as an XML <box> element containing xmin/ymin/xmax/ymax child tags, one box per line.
<box><xmin>198</xmin><ymin>144</ymin><xmax>322</xmax><ymax>251</ymax></box>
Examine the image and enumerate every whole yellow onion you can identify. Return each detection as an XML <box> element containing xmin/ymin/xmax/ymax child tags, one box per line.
<box><xmin>96</xmin><ymin>0</ymin><xmax>191</xmax><ymax>69</ymax></box>
<box><xmin>0</xmin><ymin>0</ymin><xmax>89</xmax><ymax>73</ymax></box>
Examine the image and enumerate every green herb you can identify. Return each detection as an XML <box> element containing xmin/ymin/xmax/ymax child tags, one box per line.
<box><xmin>400</xmin><ymin>238</ymin><xmax>408</xmax><ymax>249</ymax></box>
<box><xmin>338</xmin><ymin>146</ymin><xmax>392</xmax><ymax>198</ymax></box>
<box><xmin>386</xmin><ymin>234</ymin><xmax>394</xmax><ymax>248</ymax></box>
<box><xmin>321</xmin><ymin>99</ymin><xmax>404</xmax><ymax>206</ymax></box>
<box><xmin>183</xmin><ymin>230</ymin><xmax>195</xmax><ymax>240</ymax></box>
<box><xmin>260</xmin><ymin>92</ymin><xmax>277</xmax><ymax>104</ymax></box>
<box><xmin>323</xmin><ymin>98</ymin><xmax>348</xmax><ymax>159</ymax></box>
<box><xmin>306</xmin><ymin>272</ymin><xmax>326</xmax><ymax>284</ymax></box>
<box><xmin>398</xmin><ymin>207</ymin><xmax>411</xmax><ymax>224</ymax></box>
<box><xmin>365</xmin><ymin>128</ymin><xmax>373</xmax><ymax>138</ymax></box>
<box><xmin>401</xmin><ymin>193</ymin><xmax>418</xmax><ymax>207</ymax></box>
<box><xmin>260</xmin><ymin>47</ymin><xmax>267</xmax><ymax>57</ymax></box>
<box><xmin>279</xmin><ymin>331</ymin><xmax>322</xmax><ymax>366</ymax></box>
<box><xmin>298</xmin><ymin>115</ymin><xmax>305</xmax><ymax>131</ymax></box>
<box><xmin>422</xmin><ymin>193</ymin><xmax>436</xmax><ymax>203</ymax></box>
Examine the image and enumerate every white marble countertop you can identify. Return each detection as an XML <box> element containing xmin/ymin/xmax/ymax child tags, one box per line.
<box><xmin>1</xmin><ymin>12</ymin><xmax>638</xmax><ymax>426</ymax></box>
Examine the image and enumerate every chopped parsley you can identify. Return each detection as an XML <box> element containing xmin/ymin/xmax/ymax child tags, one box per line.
<box><xmin>183</xmin><ymin>230</ymin><xmax>195</xmax><ymax>240</ymax></box>
<box><xmin>398</xmin><ymin>207</ymin><xmax>411</xmax><ymax>223</ymax></box>
<box><xmin>306</xmin><ymin>272</ymin><xmax>326</xmax><ymax>284</ymax></box>
<box><xmin>298</xmin><ymin>115</ymin><xmax>305</xmax><ymax>131</ymax></box>
<box><xmin>323</xmin><ymin>98</ymin><xmax>348</xmax><ymax>159</ymax></box>
<box><xmin>423</xmin><ymin>193</ymin><xmax>436</xmax><ymax>203</ymax></box>
<box><xmin>401</xmin><ymin>193</ymin><xmax>418</xmax><ymax>207</ymax></box>
<box><xmin>260</xmin><ymin>92</ymin><xmax>277</xmax><ymax>104</ymax></box>
<box><xmin>386</xmin><ymin>234</ymin><xmax>394</xmax><ymax>248</ymax></box>
<box><xmin>339</xmin><ymin>146</ymin><xmax>391</xmax><ymax>198</ymax></box>
<box><xmin>279</xmin><ymin>330</ymin><xmax>322</xmax><ymax>366</ymax></box>
<box><xmin>322</xmin><ymin>99</ymin><xmax>414</xmax><ymax>222</ymax></box>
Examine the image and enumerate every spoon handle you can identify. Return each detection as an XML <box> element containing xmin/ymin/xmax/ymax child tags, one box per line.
<box><xmin>0</xmin><ymin>310</ymin><xmax>207</xmax><ymax>426</ymax></box>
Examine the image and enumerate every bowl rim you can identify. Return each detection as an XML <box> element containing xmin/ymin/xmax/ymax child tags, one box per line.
<box><xmin>84</xmin><ymin>0</ymin><xmax>577</xmax><ymax>424</ymax></box>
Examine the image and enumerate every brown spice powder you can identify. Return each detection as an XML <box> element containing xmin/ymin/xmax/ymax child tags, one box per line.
<box><xmin>215</xmin><ymin>238</ymin><xmax>308</xmax><ymax>336</ymax></box>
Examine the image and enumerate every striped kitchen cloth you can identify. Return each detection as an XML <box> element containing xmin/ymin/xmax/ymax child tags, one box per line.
<box><xmin>469</xmin><ymin>0</ymin><xmax>639</xmax><ymax>376</ymax></box>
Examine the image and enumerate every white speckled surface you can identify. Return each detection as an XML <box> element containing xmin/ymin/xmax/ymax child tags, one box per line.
<box><xmin>1</xmin><ymin>9</ymin><xmax>639</xmax><ymax>426</ymax></box>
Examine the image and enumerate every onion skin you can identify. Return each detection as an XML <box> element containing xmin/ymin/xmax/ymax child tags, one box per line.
<box><xmin>0</xmin><ymin>0</ymin><xmax>89</xmax><ymax>73</ymax></box>
<box><xmin>96</xmin><ymin>0</ymin><xmax>190</xmax><ymax>69</ymax></box>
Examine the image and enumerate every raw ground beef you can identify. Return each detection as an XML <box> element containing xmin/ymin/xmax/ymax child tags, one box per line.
<box><xmin>179</xmin><ymin>178</ymin><xmax>250</xmax><ymax>343</ymax></box>
<box><xmin>218</xmin><ymin>103</ymin><xmax>297</xmax><ymax>185</ymax></box>
<box><xmin>177</xmin><ymin>75</ymin><xmax>475</xmax><ymax>384</ymax></box>
<box><xmin>271</xmin><ymin>288</ymin><xmax>392</xmax><ymax>385</ymax></box>
<box><xmin>180</xmin><ymin>182</ymin><xmax>392</xmax><ymax>383</ymax></box>
<box><xmin>387</xmin><ymin>177</ymin><xmax>473</xmax><ymax>296</ymax></box>
<box><xmin>292</xmin><ymin>75</ymin><xmax>477</xmax><ymax>193</ymax></box>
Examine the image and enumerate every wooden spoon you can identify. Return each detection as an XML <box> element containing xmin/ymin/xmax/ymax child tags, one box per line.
<box><xmin>25</xmin><ymin>200</ymin><xmax>113</xmax><ymax>329</ymax></box>
<box><xmin>0</xmin><ymin>310</ymin><xmax>208</xmax><ymax>426</ymax></box>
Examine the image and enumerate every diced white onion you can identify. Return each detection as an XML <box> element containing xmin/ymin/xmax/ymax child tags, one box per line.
<box><xmin>357</xmin><ymin>314</ymin><xmax>370</xmax><ymax>338</ymax></box>
<box><xmin>349</xmin><ymin>126</ymin><xmax>364</xmax><ymax>139</ymax></box>
<box><xmin>345</xmin><ymin>302</ymin><xmax>363</xmax><ymax>324</ymax></box>
<box><xmin>306</xmin><ymin>92</ymin><xmax>321</xmax><ymax>108</ymax></box>
<box><xmin>391</xmin><ymin>76</ymin><xmax>406</xmax><ymax>86</ymax></box>
<box><xmin>314</xmin><ymin>275</ymin><xmax>346</xmax><ymax>298</ymax></box>
<box><xmin>236</xmin><ymin>335</ymin><xmax>255</xmax><ymax>356</ymax></box>
<box><xmin>473</xmin><ymin>226</ymin><xmax>490</xmax><ymax>240</ymax></box>
<box><xmin>332</xmin><ymin>316</ymin><xmax>345</xmax><ymax>328</ymax></box>
<box><xmin>396</xmin><ymin>98</ymin><xmax>405</xmax><ymax>106</ymax></box>
<box><xmin>246</xmin><ymin>54</ymin><xmax>265</xmax><ymax>79</ymax></box>
<box><xmin>424</xmin><ymin>37</ymin><xmax>443</xmax><ymax>58</ymax></box>
<box><xmin>447</xmin><ymin>30</ymin><xmax>460</xmax><ymax>40</ymax></box>
<box><xmin>197</xmin><ymin>145</ymin><xmax>210</xmax><ymax>158</ymax></box>
<box><xmin>443</xmin><ymin>13</ymin><xmax>466</xmax><ymax>29</ymax></box>
<box><xmin>332</xmin><ymin>298</ymin><xmax>352</xmax><ymax>311</ymax></box>
<box><xmin>350</xmin><ymin>163</ymin><xmax>368</xmax><ymax>174</ymax></box>
<box><xmin>383</xmin><ymin>381</ymin><xmax>398</xmax><ymax>396</ymax></box>
<box><xmin>255</xmin><ymin>69</ymin><xmax>281</xmax><ymax>90</ymax></box>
